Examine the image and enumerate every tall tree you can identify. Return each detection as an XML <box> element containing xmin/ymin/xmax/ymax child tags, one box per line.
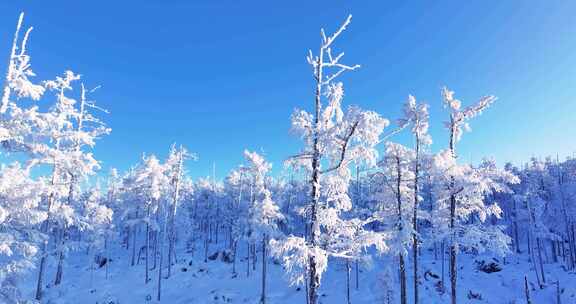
<box><xmin>438</xmin><ymin>86</ymin><xmax>513</xmax><ymax>304</ymax></box>
<box><xmin>273</xmin><ymin>15</ymin><xmax>389</xmax><ymax>304</ymax></box>
<box><xmin>243</xmin><ymin>150</ymin><xmax>284</xmax><ymax>304</ymax></box>
<box><xmin>397</xmin><ymin>95</ymin><xmax>431</xmax><ymax>304</ymax></box>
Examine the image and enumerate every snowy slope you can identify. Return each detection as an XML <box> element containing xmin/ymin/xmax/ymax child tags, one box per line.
<box><xmin>18</xmin><ymin>241</ymin><xmax>576</xmax><ymax>304</ymax></box>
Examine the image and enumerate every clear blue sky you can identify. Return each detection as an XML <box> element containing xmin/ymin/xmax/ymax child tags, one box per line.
<box><xmin>0</xmin><ymin>1</ymin><xmax>575</xmax><ymax>179</ymax></box>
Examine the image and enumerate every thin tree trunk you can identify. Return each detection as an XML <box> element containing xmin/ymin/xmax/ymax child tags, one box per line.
<box><xmin>355</xmin><ymin>260</ymin><xmax>359</xmax><ymax>290</ymax></box>
<box><xmin>54</xmin><ymin>249</ymin><xmax>64</xmax><ymax>285</ymax></box>
<box><xmin>395</xmin><ymin>155</ymin><xmax>407</xmax><ymax>304</ymax></box>
<box><xmin>524</xmin><ymin>276</ymin><xmax>532</xmax><ymax>304</ymax></box>
<box><xmin>145</xmin><ymin>208</ymin><xmax>150</xmax><ymax>284</ymax></box>
<box><xmin>247</xmin><ymin>241</ymin><xmax>250</xmax><ymax>277</ymax></box>
<box><xmin>441</xmin><ymin>240</ymin><xmax>445</xmax><ymax>292</ymax></box>
<box><xmin>556</xmin><ymin>280</ymin><xmax>561</xmax><ymax>304</ymax></box>
<box><xmin>252</xmin><ymin>243</ymin><xmax>257</xmax><ymax>271</ymax></box>
<box><xmin>346</xmin><ymin>259</ymin><xmax>351</xmax><ymax>304</ymax></box>
<box><xmin>204</xmin><ymin>235</ymin><xmax>209</xmax><ymax>263</ymax></box>
<box><xmin>131</xmin><ymin>225</ymin><xmax>137</xmax><ymax>266</ymax></box>
<box><xmin>413</xmin><ymin>132</ymin><xmax>420</xmax><ymax>304</ymax></box>
<box><xmin>449</xmin><ymin>118</ymin><xmax>457</xmax><ymax>304</ymax></box>
<box><xmin>35</xmin><ymin>162</ymin><xmax>59</xmax><ymax>300</ymax></box>
<box><xmin>513</xmin><ymin>198</ymin><xmax>521</xmax><ymax>253</ymax></box>
<box><xmin>35</xmin><ymin>254</ymin><xmax>46</xmax><ymax>300</ymax></box>
<box><xmin>260</xmin><ymin>235</ymin><xmax>267</xmax><ymax>304</ymax></box>
<box><xmin>527</xmin><ymin>231</ymin><xmax>532</xmax><ymax>262</ymax></box>
<box><xmin>572</xmin><ymin>224</ymin><xmax>576</xmax><ymax>268</ymax></box>
<box><xmin>105</xmin><ymin>237</ymin><xmax>109</xmax><ymax>280</ymax></box>
<box><xmin>232</xmin><ymin>240</ymin><xmax>238</xmax><ymax>275</ymax></box>
<box><xmin>537</xmin><ymin>238</ymin><xmax>546</xmax><ymax>284</ymax></box>
<box><xmin>400</xmin><ymin>254</ymin><xmax>407</xmax><ymax>304</ymax></box>
<box><xmin>305</xmin><ymin>268</ymin><xmax>310</xmax><ymax>304</ymax></box>
<box><xmin>152</xmin><ymin>231</ymin><xmax>158</xmax><ymax>270</ymax></box>
<box><xmin>157</xmin><ymin>230</ymin><xmax>164</xmax><ymax>301</ymax></box>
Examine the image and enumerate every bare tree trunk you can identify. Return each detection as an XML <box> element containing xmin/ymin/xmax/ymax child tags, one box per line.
<box><xmin>441</xmin><ymin>240</ymin><xmax>445</xmax><ymax>292</ymax></box>
<box><xmin>346</xmin><ymin>259</ymin><xmax>351</xmax><ymax>304</ymax></box>
<box><xmin>105</xmin><ymin>237</ymin><xmax>109</xmax><ymax>280</ymax></box>
<box><xmin>556</xmin><ymin>280</ymin><xmax>561</xmax><ymax>304</ymax></box>
<box><xmin>35</xmin><ymin>163</ymin><xmax>59</xmax><ymax>300</ymax></box>
<box><xmin>527</xmin><ymin>231</ymin><xmax>532</xmax><ymax>262</ymax></box>
<box><xmin>157</xmin><ymin>229</ymin><xmax>164</xmax><ymax>301</ymax></box>
<box><xmin>524</xmin><ymin>276</ymin><xmax>532</xmax><ymax>304</ymax></box>
<box><xmin>551</xmin><ymin>240</ymin><xmax>558</xmax><ymax>263</ymax></box>
<box><xmin>395</xmin><ymin>155</ymin><xmax>407</xmax><ymax>304</ymax></box>
<box><xmin>152</xmin><ymin>231</ymin><xmax>158</xmax><ymax>270</ymax></box>
<box><xmin>252</xmin><ymin>243</ymin><xmax>257</xmax><ymax>271</ymax></box>
<box><xmin>145</xmin><ymin>207</ymin><xmax>150</xmax><ymax>284</ymax></box>
<box><xmin>246</xmin><ymin>241</ymin><xmax>250</xmax><ymax>277</ymax></box>
<box><xmin>513</xmin><ymin>198</ymin><xmax>521</xmax><ymax>253</ymax></box>
<box><xmin>536</xmin><ymin>238</ymin><xmax>546</xmax><ymax>284</ymax></box>
<box><xmin>204</xmin><ymin>234</ymin><xmax>209</xmax><ymax>263</ymax></box>
<box><xmin>355</xmin><ymin>260</ymin><xmax>359</xmax><ymax>291</ymax></box>
<box><xmin>35</xmin><ymin>253</ymin><xmax>46</xmax><ymax>300</ymax></box>
<box><xmin>413</xmin><ymin>133</ymin><xmax>420</xmax><ymax>304</ymax></box>
<box><xmin>54</xmin><ymin>249</ymin><xmax>64</xmax><ymax>285</ymax></box>
<box><xmin>400</xmin><ymin>254</ymin><xmax>407</xmax><ymax>304</ymax></box>
<box><xmin>260</xmin><ymin>235</ymin><xmax>267</xmax><ymax>304</ymax></box>
<box><xmin>305</xmin><ymin>268</ymin><xmax>310</xmax><ymax>304</ymax></box>
<box><xmin>232</xmin><ymin>240</ymin><xmax>238</xmax><ymax>275</ymax></box>
<box><xmin>449</xmin><ymin>117</ymin><xmax>457</xmax><ymax>304</ymax></box>
<box><xmin>572</xmin><ymin>224</ymin><xmax>576</xmax><ymax>269</ymax></box>
<box><xmin>528</xmin><ymin>232</ymin><xmax>543</xmax><ymax>288</ymax></box>
<box><xmin>131</xmin><ymin>225</ymin><xmax>137</xmax><ymax>266</ymax></box>
<box><xmin>157</xmin><ymin>194</ymin><xmax>169</xmax><ymax>301</ymax></box>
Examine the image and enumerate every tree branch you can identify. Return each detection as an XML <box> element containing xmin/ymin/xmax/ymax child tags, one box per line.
<box><xmin>320</xmin><ymin>120</ymin><xmax>359</xmax><ymax>174</ymax></box>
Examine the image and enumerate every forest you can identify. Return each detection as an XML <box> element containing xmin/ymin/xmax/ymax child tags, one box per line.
<box><xmin>1</xmin><ymin>12</ymin><xmax>575</xmax><ymax>304</ymax></box>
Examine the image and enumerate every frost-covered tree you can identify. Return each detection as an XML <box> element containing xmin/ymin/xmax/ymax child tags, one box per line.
<box><xmin>132</xmin><ymin>154</ymin><xmax>169</xmax><ymax>284</ymax></box>
<box><xmin>273</xmin><ymin>15</ymin><xmax>388</xmax><ymax>304</ymax></box>
<box><xmin>1</xmin><ymin>13</ymin><xmax>44</xmax><ymax>117</ymax></box>
<box><xmin>0</xmin><ymin>164</ymin><xmax>46</xmax><ymax>303</ymax></box>
<box><xmin>157</xmin><ymin>144</ymin><xmax>195</xmax><ymax>301</ymax></box>
<box><xmin>372</xmin><ymin>142</ymin><xmax>416</xmax><ymax>304</ymax></box>
<box><xmin>435</xmin><ymin>87</ymin><xmax>517</xmax><ymax>304</ymax></box>
<box><xmin>395</xmin><ymin>95</ymin><xmax>431</xmax><ymax>304</ymax></box>
<box><xmin>0</xmin><ymin>13</ymin><xmax>50</xmax><ymax>303</ymax></box>
<box><xmin>243</xmin><ymin>150</ymin><xmax>283</xmax><ymax>304</ymax></box>
<box><xmin>222</xmin><ymin>166</ymin><xmax>249</xmax><ymax>274</ymax></box>
<box><xmin>32</xmin><ymin>71</ymin><xmax>110</xmax><ymax>295</ymax></box>
<box><xmin>77</xmin><ymin>186</ymin><xmax>114</xmax><ymax>283</ymax></box>
<box><xmin>441</xmin><ymin>87</ymin><xmax>494</xmax><ymax>304</ymax></box>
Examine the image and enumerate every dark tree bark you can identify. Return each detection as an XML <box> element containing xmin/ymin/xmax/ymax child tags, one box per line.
<box><xmin>260</xmin><ymin>234</ymin><xmax>268</xmax><ymax>304</ymax></box>
<box><xmin>524</xmin><ymin>276</ymin><xmax>532</xmax><ymax>304</ymax></box>
<box><xmin>412</xmin><ymin>132</ymin><xmax>420</xmax><ymax>304</ymax></box>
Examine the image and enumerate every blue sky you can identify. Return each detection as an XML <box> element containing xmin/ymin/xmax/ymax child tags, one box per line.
<box><xmin>0</xmin><ymin>1</ymin><xmax>575</xmax><ymax>179</ymax></box>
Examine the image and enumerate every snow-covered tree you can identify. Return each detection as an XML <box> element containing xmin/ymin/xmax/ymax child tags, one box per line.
<box><xmin>433</xmin><ymin>87</ymin><xmax>518</xmax><ymax>303</ymax></box>
<box><xmin>273</xmin><ymin>15</ymin><xmax>389</xmax><ymax>304</ymax></box>
<box><xmin>0</xmin><ymin>164</ymin><xmax>46</xmax><ymax>303</ymax></box>
<box><xmin>372</xmin><ymin>142</ymin><xmax>416</xmax><ymax>304</ymax></box>
<box><xmin>397</xmin><ymin>95</ymin><xmax>431</xmax><ymax>304</ymax></box>
<box><xmin>243</xmin><ymin>150</ymin><xmax>283</xmax><ymax>304</ymax></box>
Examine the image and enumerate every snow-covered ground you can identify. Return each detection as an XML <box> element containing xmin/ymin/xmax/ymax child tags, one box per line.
<box><xmin>19</xmin><ymin>242</ymin><xmax>576</xmax><ymax>304</ymax></box>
